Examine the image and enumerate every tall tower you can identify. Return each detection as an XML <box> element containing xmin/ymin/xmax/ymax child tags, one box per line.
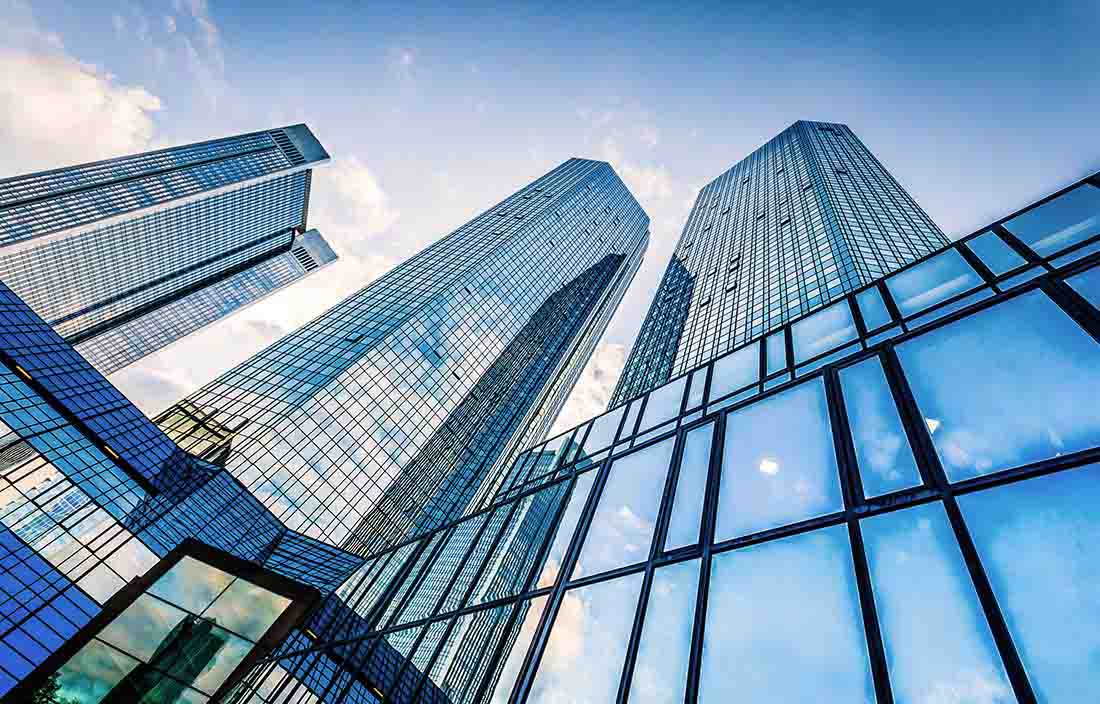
<box><xmin>611</xmin><ymin>120</ymin><xmax>948</xmax><ymax>404</ymax></box>
<box><xmin>155</xmin><ymin>158</ymin><xmax>649</xmax><ymax>549</ymax></box>
<box><xmin>0</xmin><ymin>125</ymin><xmax>336</xmax><ymax>376</ymax></box>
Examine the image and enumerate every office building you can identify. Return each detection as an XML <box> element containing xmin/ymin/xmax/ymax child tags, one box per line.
<box><xmin>0</xmin><ymin>125</ymin><xmax>336</xmax><ymax>376</ymax></box>
<box><xmin>611</xmin><ymin>120</ymin><xmax>949</xmax><ymax>404</ymax></box>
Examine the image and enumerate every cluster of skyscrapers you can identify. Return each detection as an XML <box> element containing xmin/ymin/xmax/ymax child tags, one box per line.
<box><xmin>1</xmin><ymin>119</ymin><xmax>1099</xmax><ymax>704</ymax></box>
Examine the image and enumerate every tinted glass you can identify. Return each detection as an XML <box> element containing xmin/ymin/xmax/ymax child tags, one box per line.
<box><xmin>1066</xmin><ymin>264</ymin><xmax>1100</xmax><ymax>309</ymax></box>
<box><xmin>573</xmin><ymin>438</ymin><xmax>675</xmax><ymax>578</ymax></box>
<box><xmin>856</xmin><ymin>286</ymin><xmax>893</xmax><ymax>331</ymax></box>
<box><xmin>965</xmin><ymin>231</ymin><xmax>1026</xmax><ymax>275</ymax></box>
<box><xmin>896</xmin><ymin>290</ymin><xmax>1100</xmax><ymax>481</ymax></box>
<box><xmin>202</xmin><ymin>578</ymin><xmax>290</xmax><ymax>641</ymax></box>
<box><xmin>839</xmin><ymin>357</ymin><xmax>922</xmax><ymax>497</ymax></box>
<box><xmin>765</xmin><ymin>331</ymin><xmax>786</xmax><ymax>374</ymax></box>
<box><xmin>959</xmin><ymin>463</ymin><xmax>1100</xmax><ymax>702</ymax></box>
<box><xmin>536</xmin><ymin>472</ymin><xmax>597</xmax><ymax>588</ymax></box>
<box><xmin>149</xmin><ymin>557</ymin><xmax>234</xmax><ymax>614</ymax></box>
<box><xmin>698</xmin><ymin>526</ymin><xmax>874</xmax><ymax>703</ymax></box>
<box><xmin>885</xmin><ymin>249</ymin><xmax>982</xmax><ymax>317</ymax></box>
<box><xmin>584</xmin><ymin>406</ymin><xmax>625</xmax><ymax>454</ymax></box>
<box><xmin>1002</xmin><ymin>184</ymin><xmax>1100</xmax><ymax>256</ymax></box>
<box><xmin>488</xmin><ymin>596</ymin><xmax>547</xmax><ymax>704</ymax></box>
<box><xmin>639</xmin><ymin>376</ymin><xmax>687</xmax><ymax>431</ymax></box>
<box><xmin>791</xmin><ymin>299</ymin><xmax>858</xmax><ymax>364</ymax></box>
<box><xmin>862</xmin><ymin>502</ymin><xmax>1015</xmax><ymax>703</ymax></box>
<box><xmin>686</xmin><ymin>368</ymin><xmax>706</xmax><ymax>408</ymax></box>
<box><xmin>709</xmin><ymin>342</ymin><xmax>759</xmax><ymax>399</ymax></box>
<box><xmin>715</xmin><ymin>379</ymin><xmax>843</xmax><ymax>541</ymax></box>
<box><xmin>528</xmin><ymin>572</ymin><xmax>644</xmax><ymax>704</ymax></box>
<box><xmin>628</xmin><ymin>559</ymin><xmax>700</xmax><ymax>703</ymax></box>
<box><xmin>665</xmin><ymin>423</ymin><xmax>713</xmax><ymax>550</ymax></box>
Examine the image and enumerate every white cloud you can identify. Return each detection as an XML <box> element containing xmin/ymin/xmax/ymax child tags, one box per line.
<box><xmin>111</xmin><ymin>13</ymin><xmax>126</xmax><ymax>36</ymax></box>
<box><xmin>164</xmin><ymin>15</ymin><xmax>176</xmax><ymax>33</ymax></box>
<box><xmin>173</xmin><ymin>0</ymin><xmax>225</xmax><ymax>110</ymax></box>
<box><xmin>550</xmin><ymin>343</ymin><xmax>626</xmax><ymax>435</ymax></box>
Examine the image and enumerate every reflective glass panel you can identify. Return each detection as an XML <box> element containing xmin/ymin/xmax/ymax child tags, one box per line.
<box><xmin>98</xmin><ymin>594</ymin><xmax>189</xmax><ymax>662</ymax></box>
<box><xmin>639</xmin><ymin>376</ymin><xmax>687</xmax><ymax>431</ymax></box>
<box><xmin>149</xmin><ymin>556</ymin><xmax>234</xmax><ymax>614</ymax></box>
<box><xmin>710</xmin><ymin>342</ymin><xmax>759</xmax><ymax>399</ymax></box>
<box><xmin>896</xmin><ymin>290</ymin><xmax>1100</xmax><ymax>481</ymax></box>
<box><xmin>1002</xmin><ymin>184</ymin><xmax>1100</xmax><ymax>256</ymax></box>
<box><xmin>1066</xmin><ymin>264</ymin><xmax>1100</xmax><ymax>309</ymax></box>
<box><xmin>885</xmin><ymin>249</ymin><xmax>983</xmax><ymax>317</ymax></box>
<box><xmin>536</xmin><ymin>472</ymin><xmax>596</xmax><ymax>587</ymax></box>
<box><xmin>686</xmin><ymin>368</ymin><xmax>706</xmax><ymax>408</ymax></box>
<box><xmin>959</xmin><ymin>463</ymin><xmax>1100</xmax><ymax>702</ymax></box>
<box><xmin>583</xmin><ymin>406</ymin><xmax>625</xmax><ymax>454</ymax></box>
<box><xmin>202</xmin><ymin>578</ymin><xmax>291</xmax><ymax>641</ymax></box>
<box><xmin>965</xmin><ymin>231</ymin><xmax>1027</xmax><ymax>275</ymax></box>
<box><xmin>766</xmin><ymin>331</ymin><xmax>786</xmax><ymax>374</ymax></box>
<box><xmin>856</xmin><ymin>286</ymin><xmax>893</xmax><ymax>331</ymax></box>
<box><xmin>528</xmin><ymin>572</ymin><xmax>644</xmax><ymax>704</ymax></box>
<box><xmin>488</xmin><ymin>596</ymin><xmax>547</xmax><ymax>704</ymax></box>
<box><xmin>839</xmin><ymin>357</ymin><xmax>922</xmax><ymax>498</ymax></box>
<box><xmin>862</xmin><ymin>502</ymin><xmax>1015</xmax><ymax>703</ymax></box>
<box><xmin>665</xmin><ymin>423</ymin><xmax>713</xmax><ymax>550</ymax></box>
<box><xmin>791</xmin><ymin>299</ymin><xmax>858</xmax><ymax>364</ymax></box>
<box><xmin>55</xmin><ymin>639</ymin><xmax>141</xmax><ymax>703</ymax></box>
<box><xmin>627</xmin><ymin>559</ymin><xmax>700</xmax><ymax>703</ymax></box>
<box><xmin>715</xmin><ymin>379</ymin><xmax>843</xmax><ymax>542</ymax></box>
<box><xmin>573</xmin><ymin>438</ymin><xmax>675</xmax><ymax>578</ymax></box>
<box><xmin>698</xmin><ymin>526</ymin><xmax>874</xmax><ymax>703</ymax></box>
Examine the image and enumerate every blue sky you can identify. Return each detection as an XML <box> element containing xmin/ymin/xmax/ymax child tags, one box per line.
<box><xmin>1</xmin><ymin>0</ymin><xmax>1098</xmax><ymax>426</ymax></box>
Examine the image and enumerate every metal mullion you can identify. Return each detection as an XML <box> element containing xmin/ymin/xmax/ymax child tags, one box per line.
<box><xmin>1042</xmin><ymin>276</ymin><xmax>1100</xmax><ymax>344</ymax></box>
<box><xmin>651</xmin><ymin>425</ymin><xmax>691</xmax><ymax>555</ymax></box>
<box><xmin>992</xmin><ymin>224</ymin><xmax>1045</xmax><ymax>267</ymax></box>
<box><xmin>954</xmin><ymin>239</ymin><xmax>999</xmax><ymax>288</ymax></box>
<box><xmin>875</xmin><ymin>280</ymin><xmax>905</xmax><ymax>331</ymax></box>
<box><xmin>824</xmin><ymin>367</ymin><xmax>866</xmax><ymax>507</ymax></box>
<box><xmin>878</xmin><ymin>347</ymin><xmax>937</xmax><ymax>489</ymax></box>
<box><xmin>847</xmin><ymin>521</ymin><xmax>894</xmax><ymax>704</ymax></box>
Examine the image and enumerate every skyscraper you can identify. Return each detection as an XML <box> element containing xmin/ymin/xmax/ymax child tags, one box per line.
<box><xmin>0</xmin><ymin>125</ymin><xmax>336</xmax><ymax>376</ymax></box>
<box><xmin>611</xmin><ymin>120</ymin><xmax>949</xmax><ymax>404</ymax></box>
<box><xmin>155</xmin><ymin>158</ymin><xmax>649</xmax><ymax>549</ymax></box>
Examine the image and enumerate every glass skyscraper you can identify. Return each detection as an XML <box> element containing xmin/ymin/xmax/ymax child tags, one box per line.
<box><xmin>612</xmin><ymin>120</ymin><xmax>949</xmax><ymax>404</ymax></box>
<box><xmin>0</xmin><ymin>125</ymin><xmax>336</xmax><ymax>376</ymax></box>
<box><xmin>155</xmin><ymin>158</ymin><xmax>649</xmax><ymax>550</ymax></box>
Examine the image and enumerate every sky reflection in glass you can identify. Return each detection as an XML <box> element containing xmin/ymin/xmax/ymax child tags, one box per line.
<box><xmin>488</xmin><ymin>597</ymin><xmax>547</xmax><ymax>704</ymax></box>
<box><xmin>856</xmin><ymin>286</ymin><xmax>893</xmax><ymax>331</ymax></box>
<box><xmin>709</xmin><ymin>342</ymin><xmax>758</xmax><ymax>399</ymax></box>
<box><xmin>664</xmin><ymin>423</ymin><xmax>713</xmax><ymax>550</ymax></box>
<box><xmin>862</xmin><ymin>502</ymin><xmax>1015</xmax><ymax>704</ymax></box>
<box><xmin>1001</xmin><ymin>184</ymin><xmax>1100</xmax><ymax>256</ymax></box>
<box><xmin>528</xmin><ymin>572</ymin><xmax>644</xmax><ymax>704</ymax></box>
<box><xmin>896</xmin><ymin>290</ymin><xmax>1100</xmax><ymax>481</ymax></box>
<box><xmin>965</xmin><ymin>231</ymin><xmax>1027</xmax><ymax>275</ymax></box>
<box><xmin>1066</xmin><ymin>264</ymin><xmax>1100</xmax><ymax>309</ymax></box>
<box><xmin>627</xmin><ymin>559</ymin><xmax>699</xmax><ymax>704</ymax></box>
<box><xmin>698</xmin><ymin>526</ymin><xmax>874</xmax><ymax>703</ymax></box>
<box><xmin>886</xmin><ymin>249</ymin><xmax>982</xmax><ymax>317</ymax></box>
<box><xmin>573</xmin><ymin>438</ymin><xmax>674</xmax><ymax>578</ymax></box>
<box><xmin>715</xmin><ymin>379</ymin><xmax>842</xmax><ymax>541</ymax></box>
<box><xmin>839</xmin><ymin>357</ymin><xmax>922</xmax><ymax>497</ymax></box>
<box><xmin>959</xmin><ymin>462</ymin><xmax>1100</xmax><ymax>703</ymax></box>
<box><xmin>536</xmin><ymin>471</ymin><xmax>596</xmax><ymax>588</ymax></box>
<box><xmin>639</xmin><ymin>376</ymin><xmax>687</xmax><ymax>431</ymax></box>
<box><xmin>791</xmin><ymin>299</ymin><xmax>858</xmax><ymax>364</ymax></box>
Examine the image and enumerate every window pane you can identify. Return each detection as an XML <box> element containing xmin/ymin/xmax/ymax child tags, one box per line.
<box><xmin>710</xmin><ymin>342</ymin><xmax>759</xmax><ymax>399</ymax></box>
<box><xmin>766</xmin><ymin>331</ymin><xmax>786</xmax><ymax>374</ymax></box>
<box><xmin>896</xmin><ymin>290</ymin><xmax>1100</xmax><ymax>481</ymax></box>
<box><xmin>958</xmin><ymin>463</ymin><xmax>1100</xmax><ymax>702</ymax></box>
<box><xmin>965</xmin><ymin>231</ymin><xmax>1026</xmax><ymax>275</ymax></box>
<box><xmin>584</xmin><ymin>406</ymin><xmax>625</xmax><ymax>454</ymax></box>
<box><xmin>639</xmin><ymin>376</ymin><xmax>687</xmax><ymax>431</ymax></box>
<box><xmin>856</xmin><ymin>286</ymin><xmax>893</xmax><ymax>331</ymax></box>
<box><xmin>885</xmin><ymin>249</ymin><xmax>983</xmax><ymax>317</ymax></box>
<box><xmin>839</xmin><ymin>357</ymin><xmax>922</xmax><ymax>497</ymax></box>
<box><xmin>98</xmin><ymin>594</ymin><xmax>189</xmax><ymax>662</ymax></box>
<box><xmin>698</xmin><ymin>526</ymin><xmax>874</xmax><ymax>703</ymax></box>
<box><xmin>573</xmin><ymin>438</ymin><xmax>675</xmax><ymax>578</ymax></box>
<box><xmin>202</xmin><ymin>578</ymin><xmax>291</xmax><ymax>642</ymax></box>
<box><xmin>536</xmin><ymin>472</ymin><xmax>597</xmax><ymax>588</ymax></box>
<box><xmin>861</xmin><ymin>502</ymin><xmax>1015</xmax><ymax>703</ymax></box>
<box><xmin>792</xmin><ymin>300</ymin><xmax>858</xmax><ymax>364</ymax></box>
<box><xmin>56</xmin><ymin>639</ymin><xmax>141</xmax><ymax>703</ymax></box>
<box><xmin>628</xmin><ymin>559</ymin><xmax>700</xmax><ymax>703</ymax></box>
<box><xmin>1066</xmin><ymin>264</ymin><xmax>1100</xmax><ymax>309</ymax></box>
<box><xmin>488</xmin><ymin>596</ymin><xmax>547</xmax><ymax>704</ymax></box>
<box><xmin>686</xmin><ymin>368</ymin><xmax>706</xmax><ymax>409</ymax></box>
<box><xmin>149</xmin><ymin>556</ymin><xmax>234</xmax><ymax>614</ymax></box>
<box><xmin>1002</xmin><ymin>184</ymin><xmax>1100</xmax><ymax>256</ymax></box>
<box><xmin>528</xmin><ymin>572</ymin><xmax>644</xmax><ymax>704</ymax></box>
<box><xmin>715</xmin><ymin>379</ymin><xmax>842</xmax><ymax>542</ymax></box>
<box><xmin>665</xmin><ymin>423</ymin><xmax>713</xmax><ymax>551</ymax></box>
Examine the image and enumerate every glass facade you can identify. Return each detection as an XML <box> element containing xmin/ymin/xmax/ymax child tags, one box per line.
<box><xmin>0</xmin><ymin>125</ymin><xmax>335</xmax><ymax>377</ymax></box>
<box><xmin>611</xmin><ymin>120</ymin><xmax>950</xmax><ymax>405</ymax></box>
<box><xmin>222</xmin><ymin>170</ymin><xmax>1100</xmax><ymax>704</ymax></box>
<box><xmin>155</xmin><ymin>158</ymin><xmax>649</xmax><ymax>550</ymax></box>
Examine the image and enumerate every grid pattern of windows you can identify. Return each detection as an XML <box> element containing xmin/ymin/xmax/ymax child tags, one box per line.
<box><xmin>154</xmin><ymin>159</ymin><xmax>649</xmax><ymax>550</ymax></box>
<box><xmin>612</xmin><ymin>120</ymin><xmax>949</xmax><ymax>405</ymax></box>
<box><xmin>228</xmin><ymin>172</ymin><xmax>1100</xmax><ymax>704</ymax></box>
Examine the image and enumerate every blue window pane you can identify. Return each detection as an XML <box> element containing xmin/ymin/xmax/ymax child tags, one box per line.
<box><xmin>965</xmin><ymin>231</ymin><xmax>1026</xmax><ymax>275</ymax></box>
<box><xmin>958</xmin><ymin>463</ymin><xmax>1100</xmax><ymax>703</ymax></box>
<box><xmin>1066</xmin><ymin>264</ymin><xmax>1100</xmax><ymax>310</ymax></box>
<box><xmin>710</xmin><ymin>342</ymin><xmax>759</xmax><ymax>400</ymax></box>
<box><xmin>791</xmin><ymin>299</ymin><xmax>858</xmax><ymax>364</ymax></box>
<box><xmin>665</xmin><ymin>423</ymin><xmax>714</xmax><ymax>550</ymax></box>
<box><xmin>489</xmin><ymin>596</ymin><xmax>547</xmax><ymax>704</ymax></box>
<box><xmin>856</xmin><ymin>286</ymin><xmax>893</xmax><ymax>331</ymax></box>
<box><xmin>583</xmin><ymin>406</ymin><xmax>625</xmax><ymax>455</ymax></box>
<box><xmin>573</xmin><ymin>438</ymin><xmax>675</xmax><ymax>578</ymax></box>
<box><xmin>628</xmin><ymin>559</ymin><xmax>700</xmax><ymax>703</ymax></box>
<box><xmin>528</xmin><ymin>571</ymin><xmax>644</xmax><ymax>704</ymax></box>
<box><xmin>686</xmin><ymin>368</ymin><xmax>706</xmax><ymax>409</ymax></box>
<box><xmin>896</xmin><ymin>290</ymin><xmax>1100</xmax><ymax>481</ymax></box>
<box><xmin>885</xmin><ymin>249</ymin><xmax>983</xmax><ymax>317</ymax></box>
<box><xmin>639</xmin><ymin>376</ymin><xmax>687</xmax><ymax>432</ymax></box>
<box><xmin>862</xmin><ymin>502</ymin><xmax>1015</xmax><ymax>703</ymax></box>
<box><xmin>765</xmin><ymin>330</ymin><xmax>786</xmax><ymax>374</ymax></box>
<box><xmin>1002</xmin><ymin>184</ymin><xmax>1100</xmax><ymax>256</ymax></box>
<box><xmin>698</xmin><ymin>526</ymin><xmax>874</xmax><ymax>703</ymax></box>
<box><xmin>838</xmin><ymin>357</ymin><xmax>922</xmax><ymax>498</ymax></box>
<box><xmin>715</xmin><ymin>378</ymin><xmax>843</xmax><ymax>542</ymax></box>
<box><xmin>536</xmin><ymin>471</ymin><xmax>597</xmax><ymax>588</ymax></box>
